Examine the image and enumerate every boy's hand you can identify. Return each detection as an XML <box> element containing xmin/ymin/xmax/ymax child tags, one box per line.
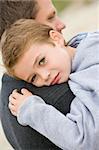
<box><xmin>8</xmin><ymin>88</ymin><xmax>33</xmax><ymax>116</ymax></box>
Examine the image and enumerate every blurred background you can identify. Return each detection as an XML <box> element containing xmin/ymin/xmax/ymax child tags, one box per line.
<box><xmin>0</xmin><ymin>0</ymin><xmax>98</xmax><ymax>149</ymax></box>
<box><xmin>53</xmin><ymin>0</ymin><xmax>98</xmax><ymax>40</ymax></box>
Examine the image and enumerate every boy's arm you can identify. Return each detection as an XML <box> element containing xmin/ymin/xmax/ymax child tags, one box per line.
<box><xmin>1</xmin><ymin>73</ymin><xmax>73</xmax><ymax>149</ymax></box>
<box><xmin>17</xmin><ymin>90</ymin><xmax>99</xmax><ymax>150</ymax></box>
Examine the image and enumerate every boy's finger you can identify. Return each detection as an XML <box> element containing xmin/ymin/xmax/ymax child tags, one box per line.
<box><xmin>8</xmin><ymin>102</ymin><xmax>15</xmax><ymax>111</ymax></box>
<box><xmin>9</xmin><ymin>95</ymin><xmax>17</xmax><ymax>104</ymax></box>
<box><xmin>21</xmin><ymin>88</ymin><xmax>29</xmax><ymax>94</ymax></box>
<box><xmin>10</xmin><ymin>109</ymin><xmax>17</xmax><ymax>116</ymax></box>
<box><xmin>21</xmin><ymin>88</ymin><xmax>33</xmax><ymax>96</ymax></box>
<box><xmin>9</xmin><ymin>94</ymin><xmax>16</xmax><ymax>100</ymax></box>
<box><xmin>12</xmin><ymin>89</ymin><xmax>22</xmax><ymax>97</ymax></box>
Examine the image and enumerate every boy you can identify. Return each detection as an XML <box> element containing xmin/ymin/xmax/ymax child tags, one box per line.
<box><xmin>1</xmin><ymin>19</ymin><xmax>99</xmax><ymax>150</ymax></box>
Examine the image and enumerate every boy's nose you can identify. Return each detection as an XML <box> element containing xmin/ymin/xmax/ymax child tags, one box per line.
<box><xmin>39</xmin><ymin>69</ymin><xmax>50</xmax><ymax>81</ymax></box>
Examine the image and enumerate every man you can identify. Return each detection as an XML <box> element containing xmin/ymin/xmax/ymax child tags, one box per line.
<box><xmin>0</xmin><ymin>0</ymin><xmax>65</xmax><ymax>38</ymax></box>
<box><xmin>0</xmin><ymin>0</ymin><xmax>80</xmax><ymax>149</ymax></box>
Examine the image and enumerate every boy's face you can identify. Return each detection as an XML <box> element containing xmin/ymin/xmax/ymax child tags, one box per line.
<box><xmin>35</xmin><ymin>0</ymin><xmax>65</xmax><ymax>33</ymax></box>
<box><xmin>14</xmin><ymin>31</ymin><xmax>72</xmax><ymax>87</ymax></box>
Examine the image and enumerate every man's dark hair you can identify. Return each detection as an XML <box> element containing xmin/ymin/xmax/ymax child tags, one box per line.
<box><xmin>0</xmin><ymin>0</ymin><xmax>39</xmax><ymax>39</ymax></box>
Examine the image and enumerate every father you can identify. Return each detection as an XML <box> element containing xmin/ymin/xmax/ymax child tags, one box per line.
<box><xmin>0</xmin><ymin>0</ymin><xmax>75</xmax><ymax>149</ymax></box>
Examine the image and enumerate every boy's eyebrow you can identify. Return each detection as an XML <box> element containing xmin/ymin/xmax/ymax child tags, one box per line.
<box><xmin>33</xmin><ymin>55</ymin><xmax>40</xmax><ymax>66</ymax></box>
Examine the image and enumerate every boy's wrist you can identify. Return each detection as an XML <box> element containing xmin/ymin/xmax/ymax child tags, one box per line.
<box><xmin>17</xmin><ymin>95</ymin><xmax>45</xmax><ymax>126</ymax></box>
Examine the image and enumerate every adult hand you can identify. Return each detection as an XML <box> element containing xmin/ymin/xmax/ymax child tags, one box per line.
<box><xmin>8</xmin><ymin>88</ymin><xmax>33</xmax><ymax>116</ymax></box>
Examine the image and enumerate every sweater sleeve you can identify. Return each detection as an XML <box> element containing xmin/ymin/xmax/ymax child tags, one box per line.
<box><xmin>17</xmin><ymin>90</ymin><xmax>99</xmax><ymax>150</ymax></box>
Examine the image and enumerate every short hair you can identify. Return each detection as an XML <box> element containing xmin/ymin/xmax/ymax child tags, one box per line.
<box><xmin>0</xmin><ymin>0</ymin><xmax>39</xmax><ymax>39</ymax></box>
<box><xmin>1</xmin><ymin>19</ymin><xmax>53</xmax><ymax>77</ymax></box>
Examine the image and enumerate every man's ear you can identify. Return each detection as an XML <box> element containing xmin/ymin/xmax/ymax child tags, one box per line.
<box><xmin>49</xmin><ymin>30</ymin><xmax>64</xmax><ymax>46</ymax></box>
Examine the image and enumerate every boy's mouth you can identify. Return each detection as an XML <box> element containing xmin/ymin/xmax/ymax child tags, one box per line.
<box><xmin>51</xmin><ymin>73</ymin><xmax>60</xmax><ymax>85</ymax></box>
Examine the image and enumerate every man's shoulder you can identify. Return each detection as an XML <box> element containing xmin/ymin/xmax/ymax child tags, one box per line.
<box><xmin>1</xmin><ymin>74</ymin><xmax>28</xmax><ymax>101</ymax></box>
<box><xmin>1</xmin><ymin>74</ymin><xmax>74</xmax><ymax>109</ymax></box>
<box><xmin>1</xmin><ymin>73</ymin><xmax>27</xmax><ymax>89</ymax></box>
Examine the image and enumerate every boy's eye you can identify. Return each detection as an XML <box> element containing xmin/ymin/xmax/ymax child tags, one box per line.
<box><xmin>31</xmin><ymin>74</ymin><xmax>36</xmax><ymax>83</ymax></box>
<box><xmin>39</xmin><ymin>57</ymin><xmax>46</xmax><ymax>65</ymax></box>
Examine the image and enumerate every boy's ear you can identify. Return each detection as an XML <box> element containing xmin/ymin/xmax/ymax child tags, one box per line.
<box><xmin>49</xmin><ymin>30</ymin><xmax>64</xmax><ymax>46</ymax></box>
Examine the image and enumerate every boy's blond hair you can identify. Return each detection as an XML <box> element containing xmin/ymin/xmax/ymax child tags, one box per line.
<box><xmin>1</xmin><ymin>19</ymin><xmax>53</xmax><ymax>77</ymax></box>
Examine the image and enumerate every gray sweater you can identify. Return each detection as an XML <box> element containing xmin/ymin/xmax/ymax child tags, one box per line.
<box><xmin>17</xmin><ymin>32</ymin><xmax>99</xmax><ymax>150</ymax></box>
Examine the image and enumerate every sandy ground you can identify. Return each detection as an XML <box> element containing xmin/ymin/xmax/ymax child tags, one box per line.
<box><xmin>0</xmin><ymin>1</ymin><xmax>99</xmax><ymax>149</ymax></box>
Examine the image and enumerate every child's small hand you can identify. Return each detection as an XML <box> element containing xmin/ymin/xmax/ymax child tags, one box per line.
<box><xmin>8</xmin><ymin>88</ymin><xmax>33</xmax><ymax>116</ymax></box>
